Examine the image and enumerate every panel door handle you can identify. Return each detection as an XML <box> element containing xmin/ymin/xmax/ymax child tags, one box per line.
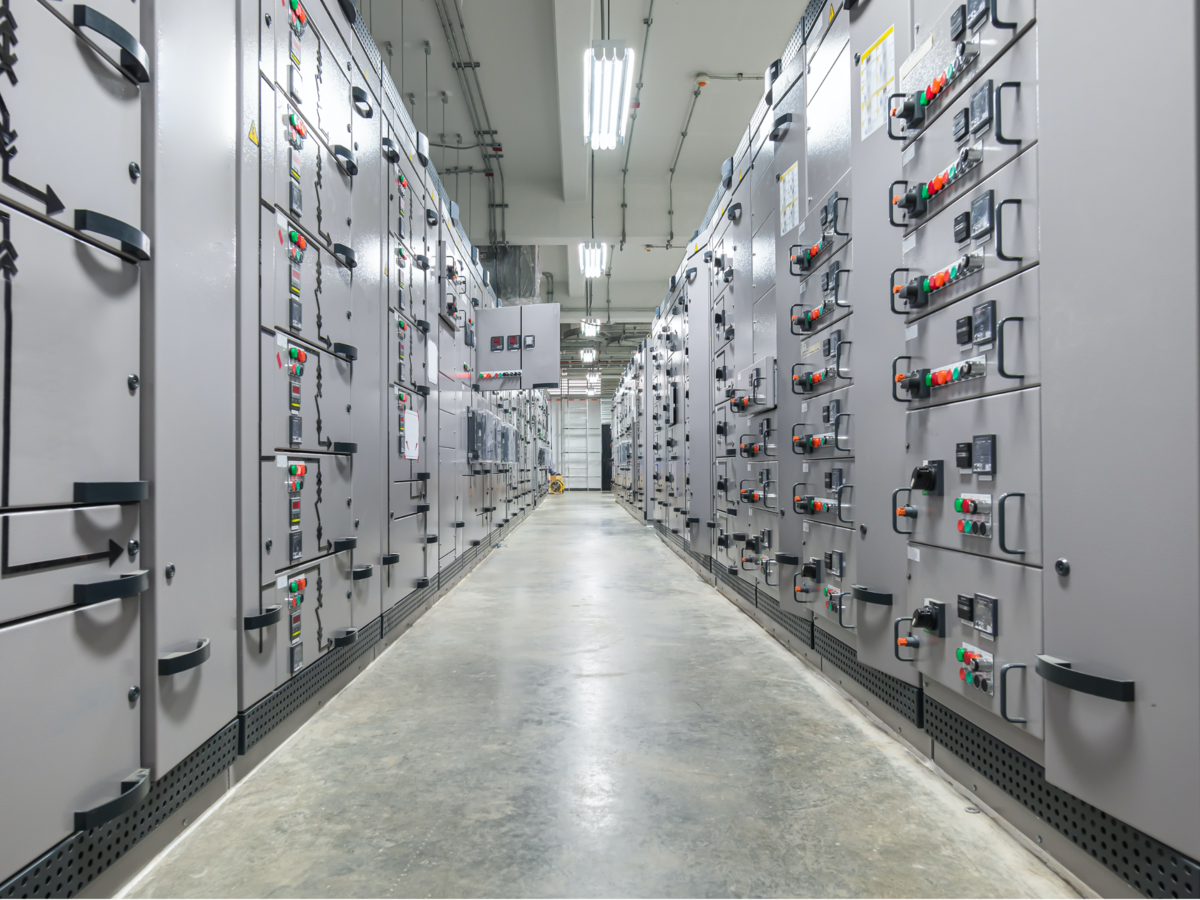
<box><xmin>333</xmin><ymin>628</ymin><xmax>358</xmax><ymax>648</ymax></box>
<box><xmin>996</xmin><ymin>316</ymin><xmax>1024</xmax><ymax>379</ymax></box>
<box><xmin>382</xmin><ymin>553</ymin><xmax>400</xmax><ymax>565</ymax></box>
<box><xmin>74</xmin><ymin>209</ymin><xmax>151</xmax><ymax>261</ymax></box>
<box><xmin>74</xmin><ymin>768</ymin><xmax>150</xmax><ymax>831</ymax></box>
<box><xmin>333</xmin><ymin>243</ymin><xmax>357</xmax><ymax>268</ymax></box>
<box><xmin>332</xmin><ymin>145</ymin><xmax>359</xmax><ymax>176</ymax></box>
<box><xmin>73</xmin><ymin>5</ymin><xmax>150</xmax><ymax>83</ymax></box>
<box><xmin>894</xmin><ymin>617</ymin><xmax>915</xmax><ymax>661</ymax></box>
<box><xmin>852</xmin><ymin>585</ymin><xmax>892</xmax><ymax>606</ymax></box>
<box><xmin>243</xmin><ymin>605</ymin><xmax>282</xmax><ymax>630</ymax></box>
<box><xmin>381</xmin><ymin>137</ymin><xmax>400</xmax><ymax>164</ymax></box>
<box><xmin>351</xmin><ymin>85</ymin><xmax>373</xmax><ymax>118</ymax></box>
<box><xmin>997</xmin><ymin>491</ymin><xmax>1025</xmax><ymax>554</ymax></box>
<box><xmin>995</xmin><ymin>199</ymin><xmax>1022</xmax><ymax>262</ymax></box>
<box><xmin>999</xmin><ymin>663</ymin><xmax>1027</xmax><ymax>722</ymax></box>
<box><xmin>994</xmin><ymin>81</ymin><xmax>1021</xmax><ymax>145</ymax></box>
<box><xmin>157</xmin><ymin>638</ymin><xmax>210</xmax><ymax>676</ymax></box>
<box><xmin>352</xmin><ymin>564</ymin><xmax>373</xmax><ymax>580</ymax></box>
<box><xmin>333</xmin><ymin>441</ymin><xmax>358</xmax><ymax>454</ymax></box>
<box><xmin>333</xmin><ymin>342</ymin><xmax>358</xmax><ymax>360</ymax></box>
<box><xmin>74</xmin><ymin>481</ymin><xmax>149</xmax><ymax>503</ymax></box>
<box><xmin>333</xmin><ymin>537</ymin><xmax>357</xmax><ymax>552</ymax></box>
<box><xmin>74</xmin><ymin>569</ymin><xmax>149</xmax><ymax>607</ymax></box>
<box><xmin>1036</xmin><ymin>654</ymin><xmax>1135</xmax><ymax>702</ymax></box>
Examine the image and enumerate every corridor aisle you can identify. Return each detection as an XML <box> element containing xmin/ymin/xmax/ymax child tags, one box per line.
<box><xmin>124</xmin><ymin>494</ymin><xmax>1075</xmax><ymax>898</ymax></box>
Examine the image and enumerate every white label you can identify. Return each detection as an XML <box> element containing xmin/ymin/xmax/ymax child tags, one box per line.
<box><xmin>905</xmin><ymin>323</ymin><xmax>919</xmax><ymax>342</ymax></box>
<box><xmin>426</xmin><ymin>337</ymin><xmax>438</xmax><ymax>385</ymax></box>
<box><xmin>907</xmin><ymin>546</ymin><xmax>920</xmax><ymax>562</ymax></box>
<box><xmin>277</xmin><ymin>211</ymin><xmax>287</xmax><ymax>230</ymax></box>
<box><xmin>801</xmin><ymin>402</ymin><xmax>809</xmax><ymax>413</ymax></box>
<box><xmin>978</xmin><ymin>474</ymin><xmax>993</xmax><ymax>482</ymax></box>
<box><xmin>276</xmin><ymin>454</ymin><xmax>288</xmax><ymax>468</ymax></box>
<box><xmin>799</xmin><ymin>279</ymin><xmax>808</xmax><ymax>295</ymax></box>
<box><xmin>779</xmin><ymin>162</ymin><xmax>801</xmax><ymax>236</ymax></box>
<box><xmin>802</xmin><ymin>463</ymin><xmax>809</xmax><ymax>473</ymax></box>
<box><xmin>276</xmin><ymin>332</ymin><xmax>288</xmax><ymax>348</ymax></box>
<box><xmin>403</xmin><ymin>409</ymin><xmax>421</xmax><ymax>459</ymax></box>
<box><xmin>900</xmin><ymin>31</ymin><xmax>935</xmax><ymax>83</ymax></box>
<box><xmin>859</xmin><ymin>26</ymin><xmax>895</xmax><ymax>140</ymax></box>
<box><xmin>901</xmin><ymin>140</ymin><xmax>918</xmax><ymax>167</ymax></box>
<box><xmin>276</xmin><ymin>575</ymin><xmax>287</xmax><ymax>589</ymax></box>
<box><xmin>803</xmin><ymin>521</ymin><xmax>810</xmax><ymax>533</ymax></box>
<box><xmin>902</xmin><ymin>232</ymin><xmax>917</xmax><ymax>255</ymax></box>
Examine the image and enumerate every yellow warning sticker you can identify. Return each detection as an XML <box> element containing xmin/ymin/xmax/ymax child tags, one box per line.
<box><xmin>248</xmin><ymin>120</ymin><xmax>259</xmax><ymax>146</ymax></box>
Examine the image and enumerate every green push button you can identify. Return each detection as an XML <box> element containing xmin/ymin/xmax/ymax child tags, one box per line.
<box><xmin>956</xmin><ymin>647</ymin><xmax>966</xmax><ymax>662</ymax></box>
<box><xmin>965</xmin><ymin>671</ymin><xmax>974</xmax><ymax>684</ymax></box>
<box><xmin>954</xmin><ymin>498</ymin><xmax>963</xmax><ymax>513</ymax></box>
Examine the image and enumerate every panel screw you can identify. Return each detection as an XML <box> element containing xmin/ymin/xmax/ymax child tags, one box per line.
<box><xmin>128</xmin><ymin>685</ymin><xmax>141</xmax><ymax>703</ymax></box>
<box><xmin>264</xmin><ymin>13</ymin><xmax>271</xmax><ymax>25</ymax></box>
<box><xmin>128</xmin><ymin>539</ymin><xmax>140</xmax><ymax>558</ymax></box>
<box><xmin>354</xmin><ymin>142</ymin><xmax>358</xmax><ymax>151</ymax></box>
<box><xmin>165</xmin><ymin>564</ymin><xmax>176</xmax><ymax>579</ymax></box>
<box><xmin>128</xmin><ymin>162</ymin><xmax>141</xmax><ymax>181</ymax></box>
<box><xmin>1055</xmin><ymin>558</ymin><xmax>1070</xmax><ymax>576</ymax></box>
<box><xmin>346</xmin><ymin>404</ymin><xmax>352</xmax><ymax>413</ymax></box>
<box><xmin>854</xmin><ymin>53</ymin><xmax>861</xmax><ymax>65</ymax></box>
<box><xmin>265</xmin><ymin>540</ymin><xmax>273</xmax><ymax>551</ymax></box>
<box><xmin>1037</xmin><ymin>835</ymin><xmax>1043</xmax><ymax>844</ymax></box>
<box><xmin>354</xmin><ymin>518</ymin><xmax>360</xmax><ymax>527</ymax></box>
<box><xmin>347</xmin><ymin>498</ymin><xmax>352</xmax><ymax>507</ymax></box>
<box><xmin>859</xmin><ymin>524</ymin><xmax>867</xmax><ymax>536</ymax></box>
<box><xmin>346</xmin><ymin>310</ymin><xmax>352</xmax><ymax>319</ymax></box>
<box><xmin>346</xmin><ymin>217</ymin><xmax>352</xmax><ymax>226</ymax></box>
<box><xmin>128</xmin><ymin>373</ymin><xmax>140</xmax><ymax>391</ymax></box>
<box><xmin>346</xmin><ymin>590</ymin><xmax>352</xmax><ymax>598</ymax></box>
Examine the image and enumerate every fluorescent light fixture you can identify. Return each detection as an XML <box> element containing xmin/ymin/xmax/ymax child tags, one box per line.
<box><xmin>580</xmin><ymin>317</ymin><xmax>601</xmax><ymax>338</ymax></box>
<box><xmin>579</xmin><ymin>241</ymin><xmax>607</xmax><ymax>279</ymax></box>
<box><xmin>580</xmin><ymin>347</ymin><xmax>597</xmax><ymax>363</ymax></box>
<box><xmin>583</xmin><ymin>40</ymin><xmax>635</xmax><ymax>150</ymax></box>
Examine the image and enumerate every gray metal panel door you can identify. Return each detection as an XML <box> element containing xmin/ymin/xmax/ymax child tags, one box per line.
<box><xmin>2</xmin><ymin>211</ymin><xmax>140</xmax><ymax>506</ymax></box>
<box><xmin>0</xmin><ymin>0</ymin><xmax>142</xmax><ymax>230</ymax></box>
<box><xmin>0</xmin><ymin>598</ymin><xmax>139</xmax><ymax>880</ymax></box>
<box><xmin>905</xmin><ymin>543</ymin><xmax>1044</xmax><ymax>739</ymax></box>
<box><xmin>262</xmin><ymin>206</ymin><xmax>353</xmax><ymax>346</ymax></box>
<box><xmin>806</xmin><ymin>46</ymin><xmax>852</xmax><ymax>219</ymax></box>
<box><xmin>1038</xmin><ymin>0</ymin><xmax>1200</xmax><ymax>857</ymax></box>
<box><xmin>0</xmin><ymin>505</ymin><xmax>141</xmax><ymax>625</ymax></box>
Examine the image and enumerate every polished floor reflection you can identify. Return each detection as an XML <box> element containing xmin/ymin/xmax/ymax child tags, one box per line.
<box><xmin>124</xmin><ymin>492</ymin><xmax>1075</xmax><ymax>898</ymax></box>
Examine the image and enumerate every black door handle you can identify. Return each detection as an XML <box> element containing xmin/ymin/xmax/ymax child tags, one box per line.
<box><xmin>158</xmin><ymin>638</ymin><xmax>211</xmax><ymax>676</ymax></box>
<box><xmin>332</xmin><ymin>145</ymin><xmax>359</xmax><ymax>176</ymax></box>
<box><xmin>333</xmin><ymin>628</ymin><xmax>358</xmax><ymax>648</ymax></box>
<box><xmin>382</xmin><ymin>553</ymin><xmax>400</xmax><ymax>565</ymax></box>
<box><xmin>74</xmin><ymin>569</ymin><xmax>149</xmax><ymax>607</ymax></box>
<box><xmin>997</xmin><ymin>491</ymin><xmax>1025</xmax><ymax>554</ymax></box>
<box><xmin>333</xmin><ymin>441</ymin><xmax>358</xmax><ymax>454</ymax></box>
<box><xmin>1000</xmin><ymin>663</ymin><xmax>1027</xmax><ymax>722</ymax></box>
<box><xmin>74</xmin><ymin>209</ymin><xmax>151</xmax><ymax>261</ymax></box>
<box><xmin>333</xmin><ymin>342</ymin><xmax>358</xmax><ymax>360</ymax></box>
<box><xmin>351</xmin><ymin>85</ymin><xmax>373</xmax><ymax>118</ymax></box>
<box><xmin>381</xmin><ymin>137</ymin><xmax>400</xmax><ymax>164</ymax></box>
<box><xmin>333</xmin><ymin>537</ymin><xmax>357</xmax><ymax>552</ymax></box>
<box><xmin>74</xmin><ymin>768</ymin><xmax>150</xmax><ymax>831</ymax></box>
<box><xmin>74</xmin><ymin>481</ymin><xmax>148</xmax><ymax>503</ymax></box>
<box><xmin>73</xmin><ymin>5</ymin><xmax>150</xmax><ymax>83</ymax></box>
<box><xmin>997</xmin><ymin>316</ymin><xmax>1025</xmax><ymax>378</ymax></box>
<box><xmin>852</xmin><ymin>585</ymin><xmax>892</xmax><ymax>606</ymax></box>
<box><xmin>994</xmin><ymin>82</ymin><xmax>1021</xmax><ymax>145</ymax></box>
<box><xmin>995</xmin><ymin>198</ymin><xmax>1022</xmax><ymax>262</ymax></box>
<box><xmin>1036</xmin><ymin>654</ymin><xmax>1135</xmax><ymax>702</ymax></box>
<box><xmin>333</xmin><ymin>243</ymin><xmax>357</xmax><ymax>268</ymax></box>
<box><xmin>243</xmin><ymin>605</ymin><xmax>282</xmax><ymax>630</ymax></box>
<box><xmin>352</xmin><ymin>564</ymin><xmax>373</xmax><ymax>580</ymax></box>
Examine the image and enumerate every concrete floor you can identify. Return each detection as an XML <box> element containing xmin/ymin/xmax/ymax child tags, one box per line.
<box><xmin>124</xmin><ymin>493</ymin><xmax>1077</xmax><ymax>898</ymax></box>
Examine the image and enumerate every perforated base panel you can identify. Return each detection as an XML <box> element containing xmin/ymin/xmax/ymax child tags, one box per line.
<box><xmin>755</xmin><ymin>592</ymin><xmax>815</xmax><ymax>649</ymax></box>
<box><xmin>814</xmin><ymin>627</ymin><xmax>924</xmax><ymax>728</ymax></box>
<box><xmin>0</xmin><ymin>721</ymin><xmax>238</xmax><ymax>899</ymax></box>
<box><xmin>382</xmin><ymin>582</ymin><xmax>437</xmax><ymax>636</ymax></box>
<box><xmin>712</xmin><ymin>559</ymin><xmax>758</xmax><ymax>605</ymax></box>
<box><xmin>923</xmin><ymin>698</ymin><xmax>1200</xmax><ymax>899</ymax></box>
<box><xmin>239</xmin><ymin>615</ymin><xmax>380</xmax><ymax>755</ymax></box>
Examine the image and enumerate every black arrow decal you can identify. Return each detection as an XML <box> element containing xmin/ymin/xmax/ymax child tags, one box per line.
<box><xmin>0</xmin><ymin>95</ymin><xmax>63</xmax><ymax>215</ymax></box>
<box><xmin>108</xmin><ymin>538</ymin><xmax>123</xmax><ymax>566</ymax></box>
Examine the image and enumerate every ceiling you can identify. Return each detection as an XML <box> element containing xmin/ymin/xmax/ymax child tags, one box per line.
<box><xmin>362</xmin><ymin>0</ymin><xmax>804</xmax><ymax>390</ymax></box>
